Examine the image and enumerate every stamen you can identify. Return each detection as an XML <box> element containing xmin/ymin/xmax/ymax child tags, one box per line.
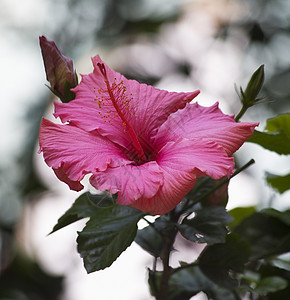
<box><xmin>97</xmin><ymin>63</ymin><xmax>146</xmax><ymax>163</ymax></box>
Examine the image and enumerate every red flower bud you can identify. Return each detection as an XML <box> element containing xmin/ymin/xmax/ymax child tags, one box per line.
<box><xmin>39</xmin><ymin>35</ymin><xmax>77</xmax><ymax>102</ymax></box>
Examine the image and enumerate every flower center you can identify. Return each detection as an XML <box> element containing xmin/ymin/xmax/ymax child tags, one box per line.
<box><xmin>97</xmin><ymin>63</ymin><xmax>147</xmax><ymax>163</ymax></box>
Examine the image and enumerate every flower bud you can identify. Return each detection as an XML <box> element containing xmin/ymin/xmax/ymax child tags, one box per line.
<box><xmin>39</xmin><ymin>35</ymin><xmax>77</xmax><ymax>102</ymax></box>
<box><xmin>239</xmin><ymin>65</ymin><xmax>265</xmax><ymax>107</ymax></box>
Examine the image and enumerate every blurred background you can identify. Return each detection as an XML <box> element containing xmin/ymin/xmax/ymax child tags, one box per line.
<box><xmin>1</xmin><ymin>0</ymin><xmax>290</xmax><ymax>299</ymax></box>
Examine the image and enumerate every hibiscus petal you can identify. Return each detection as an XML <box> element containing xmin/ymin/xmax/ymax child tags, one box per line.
<box><xmin>154</xmin><ymin>102</ymin><xmax>259</xmax><ymax>155</ymax></box>
<box><xmin>54</xmin><ymin>55</ymin><xmax>199</xmax><ymax>153</ymax></box>
<box><xmin>130</xmin><ymin>165</ymin><xmax>197</xmax><ymax>215</ymax></box>
<box><xmin>157</xmin><ymin>138</ymin><xmax>234</xmax><ymax>179</ymax></box>
<box><xmin>131</xmin><ymin>138</ymin><xmax>234</xmax><ymax>215</ymax></box>
<box><xmin>39</xmin><ymin>118</ymin><xmax>132</xmax><ymax>190</ymax></box>
<box><xmin>89</xmin><ymin>161</ymin><xmax>164</xmax><ymax>205</ymax></box>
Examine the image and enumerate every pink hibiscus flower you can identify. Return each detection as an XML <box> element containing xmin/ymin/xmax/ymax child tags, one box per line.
<box><xmin>39</xmin><ymin>55</ymin><xmax>258</xmax><ymax>215</ymax></box>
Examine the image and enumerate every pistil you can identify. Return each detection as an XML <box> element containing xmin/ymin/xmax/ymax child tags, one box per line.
<box><xmin>97</xmin><ymin>63</ymin><xmax>147</xmax><ymax>163</ymax></box>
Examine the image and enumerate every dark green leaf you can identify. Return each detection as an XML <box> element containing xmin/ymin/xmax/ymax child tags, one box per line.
<box><xmin>0</xmin><ymin>253</ymin><xmax>63</xmax><ymax>300</ymax></box>
<box><xmin>148</xmin><ymin>266</ymin><xmax>236</xmax><ymax>300</ymax></box>
<box><xmin>233</xmin><ymin>210</ymin><xmax>290</xmax><ymax>259</ymax></box>
<box><xmin>148</xmin><ymin>269</ymin><xmax>162</xmax><ymax>298</ymax></box>
<box><xmin>77</xmin><ymin>205</ymin><xmax>143</xmax><ymax>273</ymax></box>
<box><xmin>199</xmin><ymin>234</ymin><xmax>251</xmax><ymax>289</ymax></box>
<box><xmin>254</xmin><ymin>263</ymin><xmax>290</xmax><ymax>299</ymax></box>
<box><xmin>229</xmin><ymin>206</ymin><xmax>256</xmax><ymax>229</ymax></box>
<box><xmin>262</xmin><ymin>208</ymin><xmax>290</xmax><ymax>226</ymax></box>
<box><xmin>135</xmin><ymin>224</ymin><xmax>163</xmax><ymax>257</ymax></box>
<box><xmin>254</xmin><ymin>276</ymin><xmax>288</xmax><ymax>295</ymax></box>
<box><xmin>135</xmin><ymin>215</ymin><xmax>176</xmax><ymax>257</ymax></box>
<box><xmin>247</xmin><ymin>114</ymin><xmax>290</xmax><ymax>154</ymax></box>
<box><xmin>178</xmin><ymin>207</ymin><xmax>233</xmax><ymax>245</ymax></box>
<box><xmin>266</xmin><ymin>172</ymin><xmax>290</xmax><ymax>194</ymax></box>
<box><xmin>154</xmin><ymin>215</ymin><xmax>176</xmax><ymax>232</ymax></box>
<box><xmin>51</xmin><ymin>192</ymin><xmax>114</xmax><ymax>234</ymax></box>
<box><xmin>170</xmin><ymin>266</ymin><xmax>237</xmax><ymax>300</ymax></box>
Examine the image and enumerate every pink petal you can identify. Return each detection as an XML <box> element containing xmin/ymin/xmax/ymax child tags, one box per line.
<box><xmin>39</xmin><ymin>118</ymin><xmax>132</xmax><ymax>190</ymax></box>
<box><xmin>89</xmin><ymin>161</ymin><xmax>164</xmax><ymax>205</ymax></box>
<box><xmin>130</xmin><ymin>165</ymin><xmax>197</xmax><ymax>215</ymax></box>
<box><xmin>54</xmin><ymin>55</ymin><xmax>199</xmax><ymax>153</ymax></box>
<box><xmin>131</xmin><ymin>138</ymin><xmax>234</xmax><ymax>215</ymax></box>
<box><xmin>53</xmin><ymin>167</ymin><xmax>84</xmax><ymax>191</ymax></box>
<box><xmin>156</xmin><ymin>138</ymin><xmax>234</xmax><ymax>179</ymax></box>
<box><xmin>154</xmin><ymin>102</ymin><xmax>259</xmax><ymax>156</ymax></box>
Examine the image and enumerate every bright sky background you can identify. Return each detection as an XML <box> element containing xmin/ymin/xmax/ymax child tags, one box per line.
<box><xmin>1</xmin><ymin>0</ymin><xmax>290</xmax><ymax>299</ymax></box>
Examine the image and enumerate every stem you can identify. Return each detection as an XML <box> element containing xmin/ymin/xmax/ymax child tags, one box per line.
<box><xmin>155</xmin><ymin>212</ymin><xmax>179</xmax><ymax>300</ymax></box>
<box><xmin>156</xmin><ymin>238</ymin><xmax>173</xmax><ymax>300</ymax></box>
<box><xmin>235</xmin><ymin>105</ymin><xmax>249</xmax><ymax>122</ymax></box>
<box><xmin>153</xmin><ymin>257</ymin><xmax>157</xmax><ymax>272</ymax></box>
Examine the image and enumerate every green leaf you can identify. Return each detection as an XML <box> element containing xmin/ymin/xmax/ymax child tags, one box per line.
<box><xmin>168</xmin><ymin>266</ymin><xmax>236</xmax><ymax>300</ymax></box>
<box><xmin>233</xmin><ymin>210</ymin><xmax>290</xmax><ymax>259</ymax></box>
<box><xmin>169</xmin><ymin>266</ymin><xmax>237</xmax><ymax>300</ymax></box>
<box><xmin>148</xmin><ymin>269</ymin><xmax>161</xmax><ymax>298</ymax></box>
<box><xmin>266</xmin><ymin>114</ymin><xmax>290</xmax><ymax>135</ymax></box>
<box><xmin>254</xmin><ymin>276</ymin><xmax>288</xmax><ymax>295</ymax></box>
<box><xmin>198</xmin><ymin>234</ymin><xmax>251</xmax><ymax>289</ymax></box>
<box><xmin>229</xmin><ymin>206</ymin><xmax>256</xmax><ymax>229</ymax></box>
<box><xmin>178</xmin><ymin>207</ymin><xmax>233</xmax><ymax>245</ymax></box>
<box><xmin>247</xmin><ymin>130</ymin><xmax>290</xmax><ymax>154</ymax></box>
<box><xmin>135</xmin><ymin>224</ymin><xmax>163</xmax><ymax>257</ymax></box>
<box><xmin>254</xmin><ymin>263</ymin><xmax>290</xmax><ymax>298</ymax></box>
<box><xmin>247</xmin><ymin>114</ymin><xmax>290</xmax><ymax>154</ymax></box>
<box><xmin>266</xmin><ymin>172</ymin><xmax>290</xmax><ymax>194</ymax></box>
<box><xmin>148</xmin><ymin>266</ymin><xmax>237</xmax><ymax>300</ymax></box>
<box><xmin>50</xmin><ymin>192</ymin><xmax>114</xmax><ymax>234</ymax></box>
<box><xmin>135</xmin><ymin>215</ymin><xmax>176</xmax><ymax>257</ymax></box>
<box><xmin>77</xmin><ymin>204</ymin><xmax>143</xmax><ymax>273</ymax></box>
<box><xmin>262</xmin><ymin>208</ymin><xmax>290</xmax><ymax>225</ymax></box>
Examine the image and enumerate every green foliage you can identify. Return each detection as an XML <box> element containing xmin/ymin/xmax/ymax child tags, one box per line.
<box><xmin>135</xmin><ymin>223</ymin><xmax>164</xmax><ymax>257</ymax></box>
<box><xmin>0</xmin><ymin>253</ymin><xmax>63</xmax><ymax>300</ymax></box>
<box><xmin>149</xmin><ymin>266</ymin><xmax>237</xmax><ymax>300</ymax></box>
<box><xmin>198</xmin><ymin>234</ymin><xmax>251</xmax><ymax>289</ymax></box>
<box><xmin>146</xmin><ymin>205</ymin><xmax>290</xmax><ymax>299</ymax></box>
<box><xmin>262</xmin><ymin>208</ymin><xmax>290</xmax><ymax>225</ymax></box>
<box><xmin>254</xmin><ymin>264</ymin><xmax>290</xmax><ymax>298</ymax></box>
<box><xmin>267</xmin><ymin>113</ymin><xmax>290</xmax><ymax>134</ymax></box>
<box><xmin>266</xmin><ymin>172</ymin><xmax>290</xmax><ymax>194</ymax></box>
<box><xmin>135</xmin><ymin>216</ymin><xmax>176</xmax><ymax>257</ymax></box>
<box><xmin>233</xmin><ymin>209</ymin><xmax>290</xmax><ymax>260</ymax></box>
<box><xmin>229</xmin><ymin>206</ymin><xmax>256</xmax><ymax>229</ymax></box>
<box><xmin>50</xmin><ymin>192</ymin><xmax>143</xmax><ymax>273</ymax></box>
<box><xmin>77</xmin><ymin>205</ymin><xmax>143</xmax><ymax>273</ymax></box>
<box><xmin>51</xmin><ymin>192</ymin><xmax>114</xmax><ymax>233</ymax></box>
<box><xmin>178</xmin><ymin>206</ymin><xmax>233</xmax><ymax>245</ymax></box>
<box><xmin>254</xmin><ymin>276</ymin><xmax>288</xmax><ymax>295</ymax></box>
<box><xmin>247</xmin><ymin>114</ymin><xmax>290</xmax><ymax>154</ymax></box>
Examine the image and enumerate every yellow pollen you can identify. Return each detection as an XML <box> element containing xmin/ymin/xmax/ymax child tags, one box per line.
<box><xmin>93</xmin><ymin>75</ymin><xmax>135</xmax><ymax>130</ymax></box>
